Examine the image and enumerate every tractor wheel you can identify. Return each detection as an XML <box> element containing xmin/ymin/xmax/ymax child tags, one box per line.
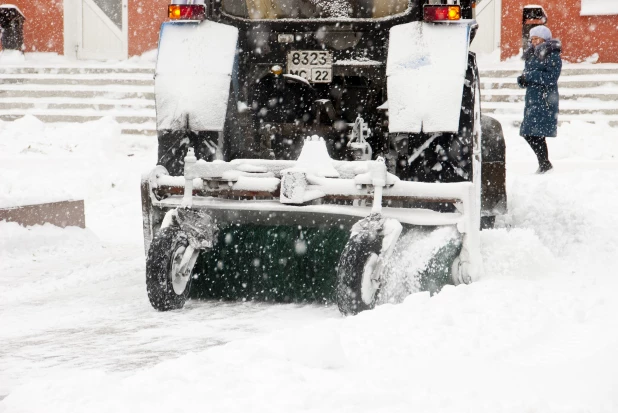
<box><xmin>336</xmin><ymin>230</ymin><xmax>384</xmax><ymax>316</ymax></box>
<box><xmin>146</xmin><ymin>226</ymin><xmax>200</xmax><ymax>311</ymax></box>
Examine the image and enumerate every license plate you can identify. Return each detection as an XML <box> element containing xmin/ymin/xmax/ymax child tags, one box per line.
<box><xmin>287</xmin><ymin>51</ymin><xmax>333</xmax><ymax>83</ymax></box>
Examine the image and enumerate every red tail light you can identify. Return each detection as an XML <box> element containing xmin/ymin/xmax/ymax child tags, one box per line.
<box><xmin>168</xmin><ymin>4</ymin><xmax>206</xmax><ymax>20</ymax></box>
<box><xmin>423</xmin><ymin>5</ymin><xmax>461</xmax><ymax>22</ymax></box>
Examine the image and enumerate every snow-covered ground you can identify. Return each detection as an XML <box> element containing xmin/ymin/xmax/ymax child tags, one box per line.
<box><xmin>2</xmin><ymin>65</ymin><xmax>618</xmax><ymax>411</ymax></box>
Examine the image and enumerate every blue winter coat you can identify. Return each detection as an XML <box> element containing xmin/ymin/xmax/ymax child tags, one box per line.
<box><xmin>518</xmin><ymin>40</ymin><xmax>562</xmax><ymax>138</ymax></box>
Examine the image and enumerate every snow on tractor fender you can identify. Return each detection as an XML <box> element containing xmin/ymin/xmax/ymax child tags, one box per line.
<box><xmin>155</xmin><ymin>20</ymin><xmax>238</xmax><ymax>132</ymax></box>
<box><xmin>387</xmin><ymin>21</ymin><xmax>471</xmax><ymax>134</ymax></box>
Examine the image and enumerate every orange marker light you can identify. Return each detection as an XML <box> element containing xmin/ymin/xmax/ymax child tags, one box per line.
<box><xmin>447</xmin><ymin>6</ymin><xmax>460</xmax><ymax>20</ymax></box>
<box><xmin>168</xmin><ymin>4</ymin><xmax>206</xmax><ymax>20</ymax></box>
<box><xmin>169</xmin><ymin>5</ymin><xmax>181</xmax><ymax>19</ymax></box>
<box><xmin>423</xmin><ymin>5</ymin><xmax>461</xmax><ymax>22</ymax></box>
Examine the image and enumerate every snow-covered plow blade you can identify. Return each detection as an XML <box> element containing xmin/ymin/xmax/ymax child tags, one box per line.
<box><xmin>142</xmin><ymin>138</ymin><xmax>483</xmax><ymax>315</ymax></box>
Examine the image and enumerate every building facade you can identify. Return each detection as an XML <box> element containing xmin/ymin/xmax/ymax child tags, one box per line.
<box><xmin>2</xmin><ymin>0</ymin><xmax>618</xmax><ymax>62</ymax></box>
<box><xmin>501</xmin><ymin>0</ymin><xmax>618</xmax><ymax>63</ymax></box>
<box><xmin>4</xmin><ymin>0</ymin><xmax>168</xmax><ymax>59</ymax></box>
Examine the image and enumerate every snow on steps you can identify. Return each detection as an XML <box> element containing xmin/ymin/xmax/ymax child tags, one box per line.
<box><xmin>0</xmin><ymin>66</ymin><xmax>156</xmax><ymax>136</ymax></box>
<box><xmin>0</xmin><ymin>65</ymin><xmax>616</xmax><ymax>135</ymax></box>
<box><xmin>479</xmin><ymin>66</ymin><xmax>618</xmax><ymax>127</ymax></box>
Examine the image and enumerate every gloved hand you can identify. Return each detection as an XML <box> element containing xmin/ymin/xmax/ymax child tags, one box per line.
<box><xmin>517</xmin><ymin>74</ymin><xmax>527</xmax><ymax>88</ymax></box>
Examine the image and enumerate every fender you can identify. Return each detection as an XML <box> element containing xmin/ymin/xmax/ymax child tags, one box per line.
<box><xmin>155</xmin><ymin>21</ymin><xmax>239</xmax><ymax>132</ymax></box>
<box><xmin>387</xmin><ymin>21</ymin><xmax>472</xmax><ymax>134</ymax></box>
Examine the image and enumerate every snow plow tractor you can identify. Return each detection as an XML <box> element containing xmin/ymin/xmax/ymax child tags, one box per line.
<box><xmin>141</xmin><ymin>0</ymin><xmax>507</xmax><ymax>315</ymax></box>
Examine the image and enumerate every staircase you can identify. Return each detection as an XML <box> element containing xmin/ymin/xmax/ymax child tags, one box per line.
<box><xmin>0</xmin><ymin>64</ymin><xmax>617</xmax><ymax>134</ymax></box>
<box><xmin>480</xmin><ymin>66</ymin><xmax>618</xmax><ymax>127</ymax></box>
<box><xmin>0</xmin><ymin>66</ymin><xmax>156</xmax><ymax>136</ymax></box>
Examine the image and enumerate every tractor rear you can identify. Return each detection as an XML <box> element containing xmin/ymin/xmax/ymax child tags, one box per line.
<box><xmin>141</xmin><ymin>0</ymin><xmax>507</xmax><ymax>315</ymax></box>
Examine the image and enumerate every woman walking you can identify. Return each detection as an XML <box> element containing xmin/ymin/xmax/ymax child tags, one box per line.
<box><xmin>517</xmin><ymin>25</ymin><xmax>562</xmax><ymax>174</ymax></box>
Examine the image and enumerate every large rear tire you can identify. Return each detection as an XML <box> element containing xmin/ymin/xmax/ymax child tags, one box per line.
<box><xmin>146</xmin><ymin>226</ymin><xmax>199</xmax><ymax>311</ymax></box>
<box><xmin>336</xmin><ymin>230</ymin><xmax>383</xmax><ymax>316</ymax></box>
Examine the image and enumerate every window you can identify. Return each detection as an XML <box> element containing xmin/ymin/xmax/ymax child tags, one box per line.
<box><xmin>222</xmin><ymin>0</ymin><xmax>409</xmax><ymax>19</ymax></box>
<box><xmin>580</xmin><ymin>0</ymin><xmax>618</xmax><ymax>16</ymax></box>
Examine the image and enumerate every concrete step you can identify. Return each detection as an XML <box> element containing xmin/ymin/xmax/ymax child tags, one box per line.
<box><xmin>482</xmin><ymin>93</ymin><xmax>618</xmax><ymax>102</ymax></box>
<box><xmin>0</xmin><ymin>116</ymin><xmax>156</xmax><ymax>136</ymax></box>
<box><xmin>0</xmin><ymin>66</ymin><xmax>154</xmax><ymax>75</ymax></box>
<box><xmin>0</xmin><ymin>89</ymin><xmax>155</xmax><ymax>99</ymax></box>
<box><xmin>0</xmin><ymin>101</ymin><xmax>155</xmax><ymax>111</ymax></box>
<box><xmin>0</xmin><ymin>77</ymin><xmax>154</xmax><ymax>86</ymax></box>
<box><xmin>1</xmin><ymin>64</ymin><xmax>615</xmax><ymax>134</ymax></box>
<box><xmin>0</xmin><ymin>72</ymin><xmax>154</xmax><ymax>86</ymax></box>
<box><xmin>481</xmin><ymin>74</ymin><xmax>618</xmax><ymax>89</ymax></box>
<box><xmin>0</xmin><ymin>82</ymin><xmax>153</xmax><ymax>91</ymax></box>
<box><xmin>122</xmin><ymin>127</ymin><xmax>156</xmax><ymax>136</ymax></box>
<box><xmin>0</xmin><ymin>67</ymin><xmax>156</xmax><ymax>135</ymax></box>
<box><xmin>484</xmin><ymin>107</ymin><xmax>618</xmax><ymax>116</ymax></box>
<box><xmin>488</xmin><ymin>113</ymin><xmax>618</xmax><ymax>128</ymax></box>
<box><xmin>0</xmin><ymin>113</ymin><xmax>154</xmax><ymax>123</ymax></box>
<box><xmin>480</xmin><ymin>66</ymin><xmax>618</xmax><ymax>78</ymax></box>
<box><xmin>483</xmin><ymin>97</ymin><xmax>618</xmax><ymax>107</ymax></box>
<box><xmin>482</xmin><ymin>80</ymin><xmax>618</xmax><ymax>90</ymax></box>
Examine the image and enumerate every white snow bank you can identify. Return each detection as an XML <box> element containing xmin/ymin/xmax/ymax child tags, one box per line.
<box><xmin>0</xmin><ymin>116</ymin><xmax>119</xmax><ymax>208</ymax></box>
<box><xmin>380</xmin><ymin>225</ymin><xmax>461</xmax><ymax>303</ymax></box>
<box><xmin>0</xmin><ymin>50</ymin><xmax>25</xmax><ymax>64</ymax></box>
<box><xmin>2</xmin><ymin>266</ymin><xmax>617</xmax><ymax>413</ymax></box>
<box><xmin>0</xmin><ymin>221</ymin><xmax>99</xmax><ymax>255</ymax></box>
<box><xmin>0</xmin><ymin>115</ymin><xmax>156</xmax><ymax>242</ymax></box>
<box><xmin>0</xmin><ymin>52</ymin><xmax>155</xmax><ymax>68</ymax></box>
<box><xmin>127</xmin><ymin>48</ymin><xmax>157</xmax><ymax>64</ymax></box>
<box><xmin>0</xmin><ymin>222</ymin><xmax>104</xmax><ymax>305</ymax></box>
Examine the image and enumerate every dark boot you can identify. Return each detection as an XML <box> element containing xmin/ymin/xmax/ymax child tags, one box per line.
<box><xmin>523</xmin><ymin>135</ymin><xmax>552</xmax><ymax>174</ymax></box>
<box><xmin>537</xmin><ymin>161</ymin><xmax>553</xmax><ymax>174</ymax></box>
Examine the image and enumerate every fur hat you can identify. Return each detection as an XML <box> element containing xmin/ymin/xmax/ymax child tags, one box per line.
<box><xmin>530</xmin><ymin>25</ymin><xmax>552</xmax><ymax>41</ymax></box>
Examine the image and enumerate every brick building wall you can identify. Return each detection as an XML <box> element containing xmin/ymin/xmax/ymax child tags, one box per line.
<box><xmin>1</xmin><ymin>0</ymin><xmax>166</xmax><ymax>56</ymax></box>
<box><xmin>4</xmin><ymin>0</ymin><xmax>618</xmax><ymax>62</ymax></box>
<box><xmin>5</xmin><ymin>0</ymin><xmax>64</xmax><ymax>53</ymax></box>
<box><xmin>501</xmin><ymin>0</ymin><xmax>618</xmax><ymax>63</ymax></box>
<box><xmin>128</xmin><ymin>0</ymin><xmax>168</xmax><ymax>56</ymax></box>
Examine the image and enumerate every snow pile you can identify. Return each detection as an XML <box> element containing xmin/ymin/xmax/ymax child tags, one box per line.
<box><xmin>127</xmin><ymin>48</ymin><xmax>157</xmax><ymax>64</ymax></box>
<box><xmin>0</xmin><ymin>115</ymin><xmax>118</xmax><ymax>208</ymax></box>
<box><xmin>380</xmin><ymin>225</ymin><xmax>461</xmax><ymax>303</ymax></box>
<box><xmin>0</xmin><ymin>222</ymin><xmax>103</xmax><ymax>305</ymax></box>
<box><xmin>0</xmin><ymin>50</ymin><xmax>25</xmax><ymax>64</ymax></box>
<box><xmin>0</xmin><ymin>52</ymin><xmax>155</xmax><ymax>69</ymax></box>
<box><xmin>0</xmin><ymin>115</ymin><xmax>156</xmax><ymax>242</ymax></box>
<box><xmin>293</xmin><ymin>136</ymin><xmax>340</xmax><ymax>177</ymax></box>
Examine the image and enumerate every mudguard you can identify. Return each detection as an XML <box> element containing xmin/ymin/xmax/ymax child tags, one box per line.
<box><xmin>155</xmin><ymin>21</ymin><xmax>238</xmax><ymax>132</ymax></box>
<box><xmin>387</xmin><ymin>21</ymin><xmax>471</xmax><ymax>134</ymax></box>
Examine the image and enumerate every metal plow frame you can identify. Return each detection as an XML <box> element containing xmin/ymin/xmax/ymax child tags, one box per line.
<box><xmin>142</xmin><ymin>138</ymin><xmax>483</xmax><ymax>287</ymax></box>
